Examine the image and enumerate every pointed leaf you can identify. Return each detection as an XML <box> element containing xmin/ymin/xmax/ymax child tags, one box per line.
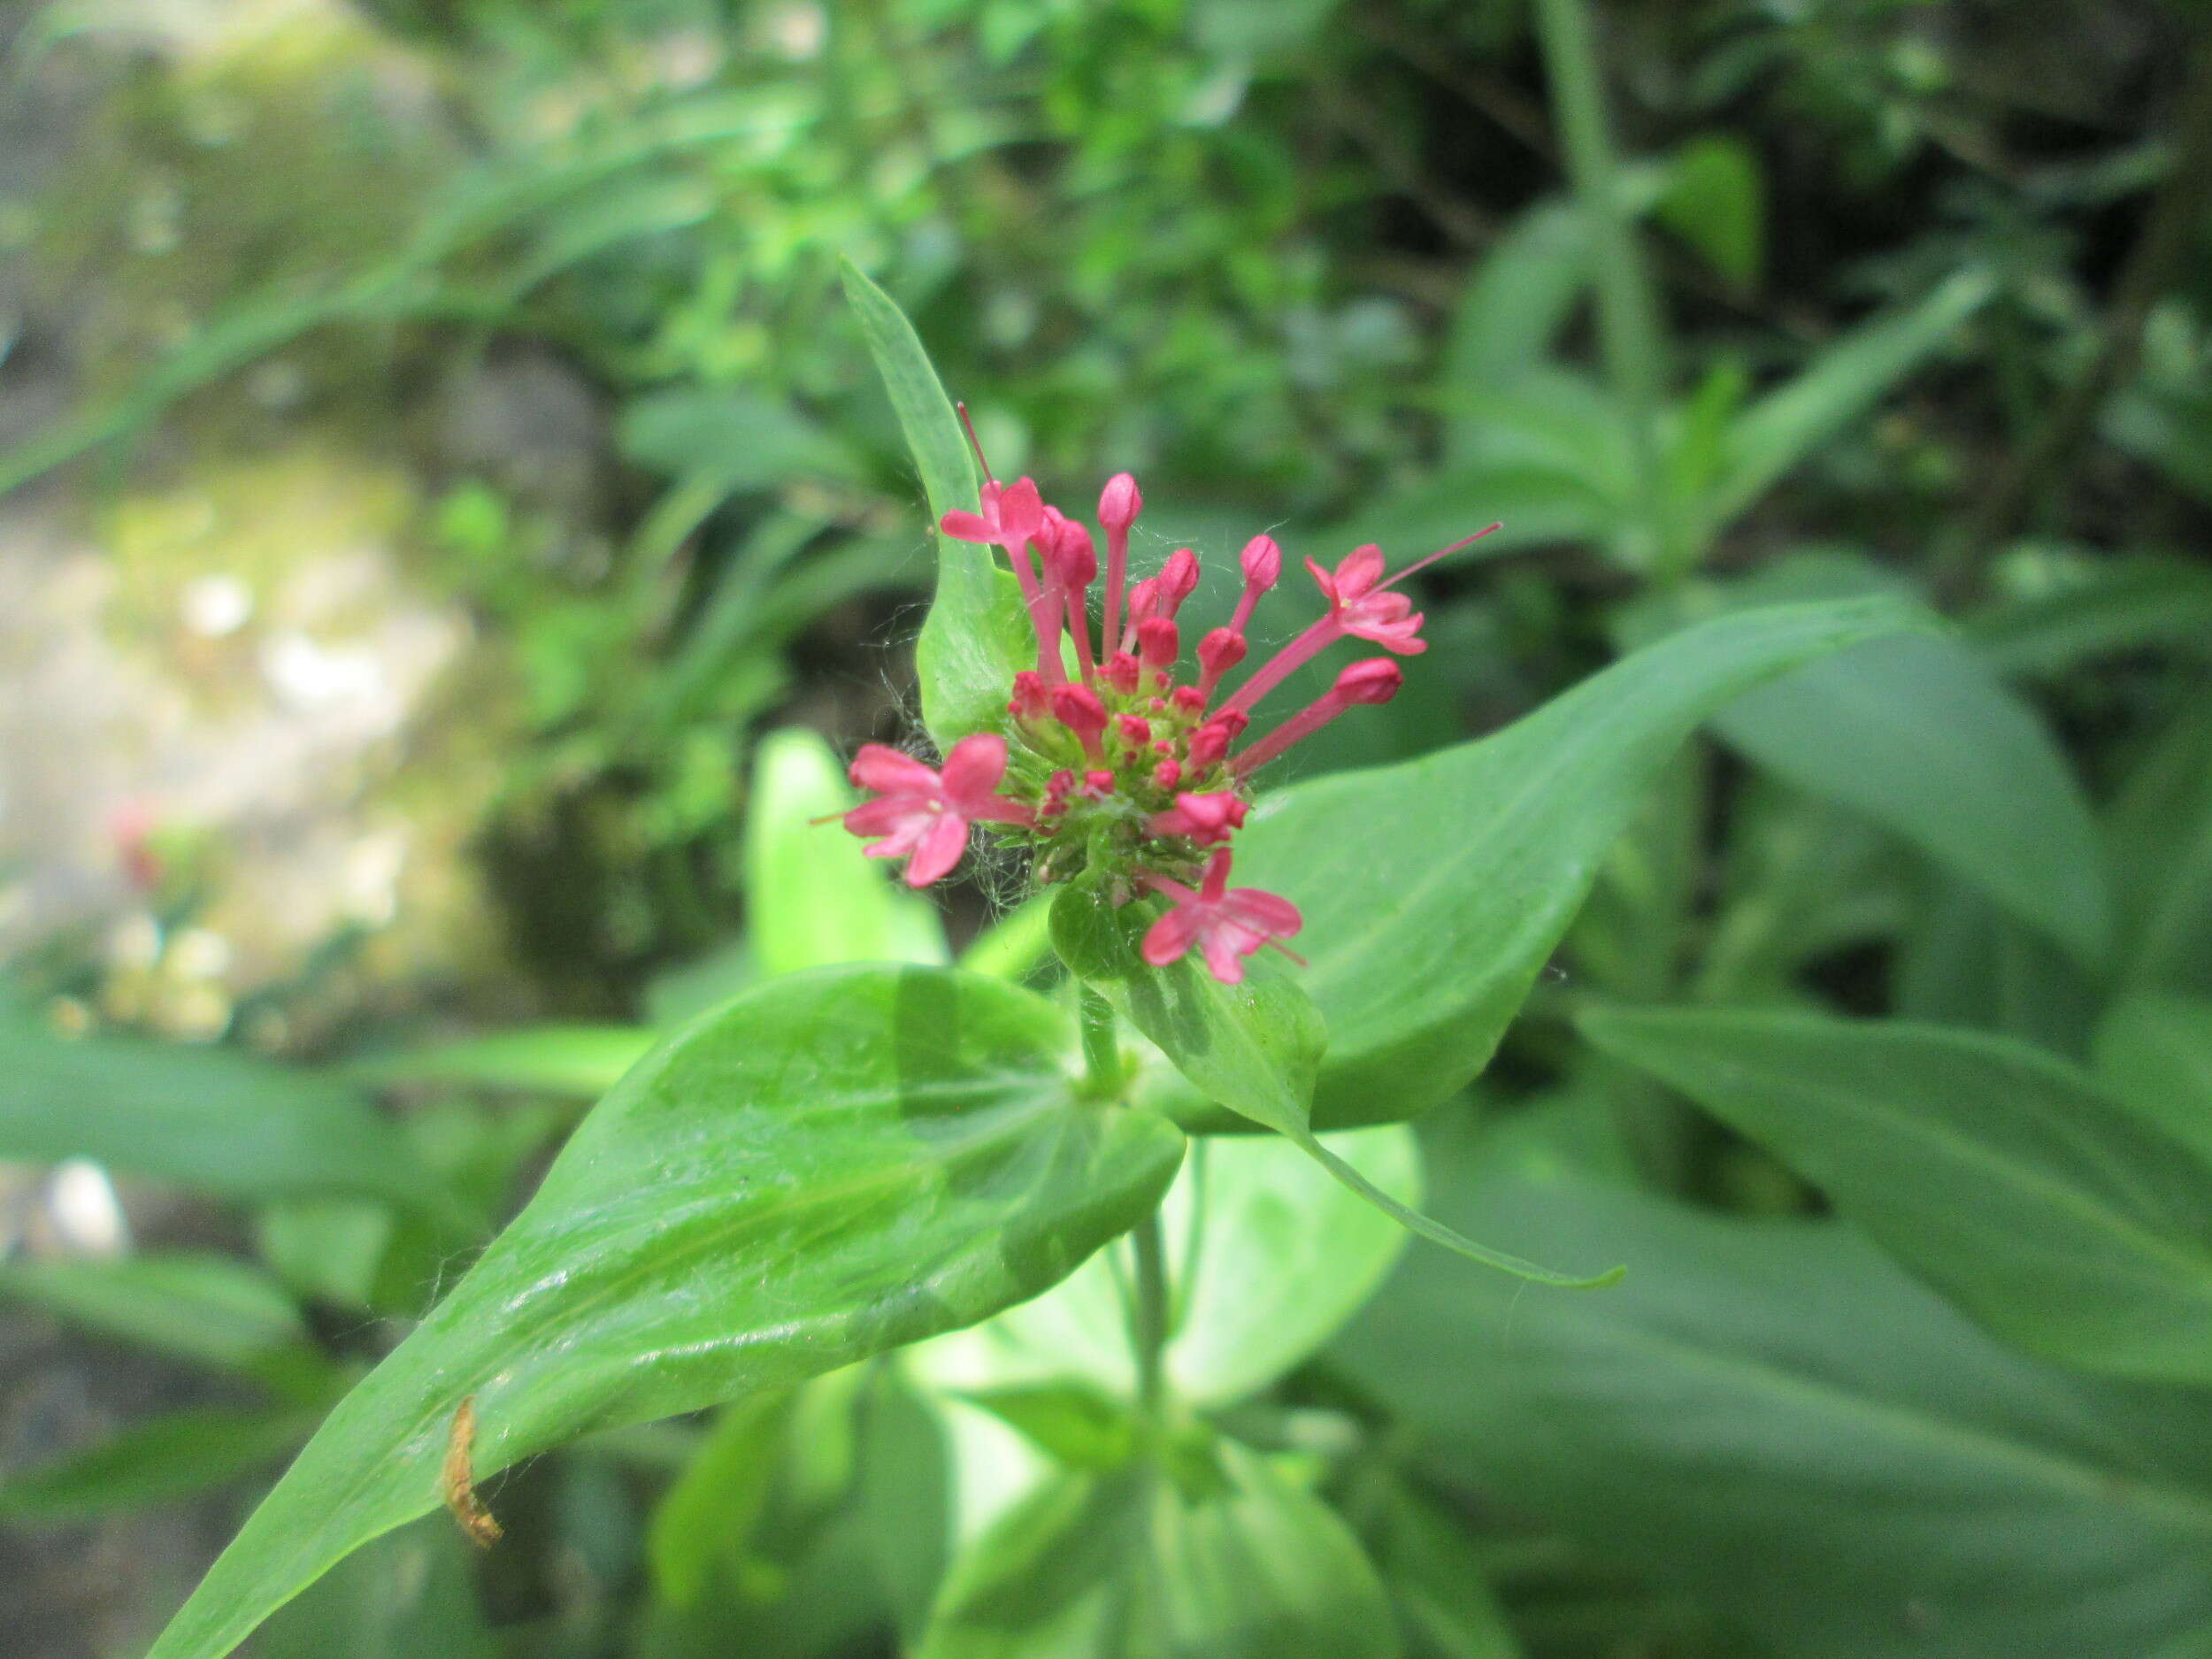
<box><xmin>1210</xmin><ymin>596</ymin><xmax>1928</xmax><ymax>1132</ymax></box>
<box><xmin>143</xmin><ymin>964</ymin><xmax>1184</xmax><ymax>1659</ymax></box>
<box><xmin>1338</xmin><ymin>1177</ymin><xmax>2212</xmax><ymax>1659</ymax></box>
<box><xmin>1704</xmin><ymin>269</ymin><xmax>1993</xmax><ymax>527</ymax></box>
<box><xmin>841</xmin><ymin>259</ymin><xmax>1033</xmax><ymax>748</ymax></box>
<box><xmin>916</xmin><ymin>1441</ymin><xmax>1400</xmax><ymax>1659</ymax></box>
<box><xmin>1584</xmin><ymin>1007</ymin><xmax>2212</xmax><ymax>1382</ymax></box>
<box><xmin>1050</xmin><ymin>887</ymin><xmax>1611</xmax><ymax>1286</ymax></box>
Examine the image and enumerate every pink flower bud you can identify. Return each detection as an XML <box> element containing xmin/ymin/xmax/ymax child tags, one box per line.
<box><xmin>1118</xmin><ymin>714</ymin><xmax>1153</xmax><ymax>747</ymax></box>
<box><xmin>1240</xmin><ymin>534</ymin><xmax>1281</xmax><ymax>588</ymax></box>
<box><xmin>1008</xmin><ymin>670</ymin><xmax>1050</xmax><ymax>721</ymax></box>
<box><xmin>1169</xmin><ymin>685</ymin><xmax>1207</xmax><ymax>715</ymax></box>
<box><xmin>1042</xmin><ymin>770</ymin><xmax>1076</xmax><ymax>817</ymax></box>
<box><xmin>1159</xmin><ymin>549</ymin><xmax>1200</xmax><ymax>611</ymax></box>
<box><xmin>1153</xmin><ymin>757</ymin><xmax>1183</xmax><ymax>791</ymax></box>
<box><xmin>1050</xmin><ymin>682</ymin><xmax>1109</xmax><ymax>759</ymax></box>
<box><xmin>1335</xmin><ymin>657</ymin><xmax>1403</xmax><ymax>705</ymax></box>
<box><xmin>1137</xmin><ymin>617</ymin><xmax>1179</xmax><ymax>674</ymax></box>
<box><xmin>1148</xmin><ymin>790</ymin><xmax>1248</xmax><ymax>847</ymax></box>
<box><xmin>1198</xmin><ymin>626</ymin><xmax>1247</xmax><ymax>680</ymax></box>
<box><xmin>1085</xmin><ymin>769</ymin><xmax>1116</xmax><ymax>795</ymax></box>
<box><xmin>1104</xmin><ymin>651</ymin><xmax>1142</xmax><ymax>695</ymax></box>
<box><xmin>1099</xmin><ymin>472</ymin><xmax>1142</xmax><ymax>532</ymax></box>
<box><xmin>1187</xmin><ymin>710</ymin><xmax>1248</xmax><ymax>770</ymax></box>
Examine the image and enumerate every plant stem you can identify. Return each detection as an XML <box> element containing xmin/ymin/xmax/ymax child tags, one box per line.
<box><xmin>1533</xmin><ymin>0</ymin><xmax>1678</xmax><ymax>577</ymax></box>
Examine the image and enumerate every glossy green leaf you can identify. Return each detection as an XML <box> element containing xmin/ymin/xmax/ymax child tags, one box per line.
<box><xmin>0</xmin><ymin>1406</ymin><xmax>312</xmax><ymax>1525</ymax></box>
<box><xmin>1702</xmin><ymin>269</ymin><xmax>1993</xmax><ymax>528</ymax></box>
<box><xmin>746</xmin><ymin>725</ymin><xmax>949</xmax><ymax>976</ymax></box>
<box><xmin>918</xmin><ymin>1125</ymin><xmax>1420</xmax><ymax>1409</ymax></box>
<box><xmin>1214</xmin><ymin>596</ymin><xmax>1926</xmax><ymax>1133</ymax></box>
<box><xmin>143</xmin><ymin>964</ymin><xmax>1185</xmax><ymax>1659</ymax></box>
<box><xmin>1337</xmin><ymin>1176</ymin><xmax>2212</xmax><ymax>1659</ymax></box>
<box><xmin>1050</xmin><ymin>887</ymin><xmax>1604</xmax><ymax>1285</ymax></box>
<box><xmin>0</xmin><ymin>1006</ymin><xmax>435</xmax><ymax>1209</ymax></box>
<box><xmin>1583</xmin><ymin>1007</ymin><xmax>2212</xmax><ymax>1382</ymax></box>
<box><xmin>2096</xmin><ymin>995</ymin><xmax>2212</xmax><ymax>1168</ymax></box>
<box><xmin>841</xmin><ymin>258</ymin><xmax>1033</xmax><ymax>748</ymax></box>
<box><xmin>2108</xmin><ymin>694</ymin><xmax>2212</xmax><ymax>996</ymax></box>
<box><xmin>1666</xmin><ymin>554</ymin><xmax>2112</xmax><ymax>964</ymax></box>
<box><xmin>916</xmin><ymin>1440</ymin><xmax>1400</xmax><ymax>1659</ymax></box>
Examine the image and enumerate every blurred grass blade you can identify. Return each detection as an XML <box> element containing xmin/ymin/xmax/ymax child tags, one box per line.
<box><xmin>0</xmin><ymin>1007</ymin><xmax>438</xmax><ymax>1210</ymax></box>
<box><xmin>0</xmin><ymin>1407</ymin><xmax>315</xmax><ymax>1526</ymax></box>
<box><xmin>1703</xmin><ymin>269</ymin><xmax>1994</xmax><ymax>528</ymax></box>
<box><xmin>353</xmin><ymin>1026</ymin><xmax>657</xmax><ymax>1099</ymax></box>
<box><xmin>2095</xmin><ymin>995</ymin><xmax>2212</xmax><ymax>1167</ymax></box>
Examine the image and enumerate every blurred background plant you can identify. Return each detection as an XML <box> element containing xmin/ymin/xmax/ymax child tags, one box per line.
<box><xmin>4</xmin><ymin>0</ymin><xmax>2212</xmax><ymax>1655</ymax></box>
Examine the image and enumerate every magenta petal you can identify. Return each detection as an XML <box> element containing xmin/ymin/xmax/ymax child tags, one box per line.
<box><xmin>849</xmin><ymin>743</ymin><xmax>943</xmax><ymax>795</ymax></box>
<box><xmin>1224</xmin><ymin>887</ymin><xmax>1302</xmax><ymax>937</ymax></box>
<box><xmin>1198</xmin><ymin>928</ymin><xmax>1249</xmax><ymax>985</ymax></box>
<box><xmin>1334</xmin><ymin>544</ymin><xmax>1386</xmax><ymax>599</ymax></box>
<box><xmin>1141</xmin><ymin>905</ymin><xmax>1202</xmax><ymax>967</ymax></box>
<box><xmin>941</xmin><ymin>510</ymin><xmax>995</xmax><ymax>541</ymax></box>
<box><xmin>938</xmin><ymin>733</ymin><xmax>1010</xmax><ymax>811</ymax></box>
<box><xmin>843</xmin><ymin>797</ymin><xmax>930</xmax><ymax>837</ymax></box>
<box><xmin>903</xmin><ymin>810</ymin><xmax>971</xmax><ymax>887</ymax></box>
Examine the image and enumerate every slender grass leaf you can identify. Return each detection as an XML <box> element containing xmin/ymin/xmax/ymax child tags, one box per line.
<box><xmin>142</xmin><ymin>964</ymin><xmax>1184</xmax><ymax>1659</ymax></box>
<box><xmin>2108</xmin><ymin>694</ymin><xmax>2212</xmax><ymax>995</ymax></box>
<box><xmin>1969</xmin><ymin>555</ymin><xmax>2212</xmax><ymax>679</ymax></box>
<box><xmin>1583</xmin><ymin>1007</ymin><xmax>2212</xmax><ymax>1382</ymax></box>
<box><xmin>351</xmin><ymin>1025</ymin><xmax>655</xmax><ymax>1098</ymax></box>
<box><xmin>0</xmin><ymin>1007</ymin><xmax>437</xmax><ymax>1210</ymax></box>
<box><xmin>0</xmin><ymin>1406</ymin><xmax>314</xmax><ymax>1525</ymax></box>
<box><xmin>1703</xmin><ymin>269</ymin><xmax>1993</xmax><ymax>527</ymax></box>
<box><xmin>840</xmin><ymin>258</ymin><xmax>1033</xmax><ymax>748</ymax></box>
<box><xmin>1337</xmin><ymin>1176</ymin><xmax>2212</xmax><ymax>1659</ymax></box>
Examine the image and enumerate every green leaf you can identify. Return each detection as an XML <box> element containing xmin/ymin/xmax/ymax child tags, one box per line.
<box><xmin>0</xmin><ymin>1406</ymin><xmax>312</xmax><ymax>1525</ymax></box>
<box><xmin>1656</xmin><ymin>134</ymin><xmax>1763</xmax><ymax>290</ymax></box>
<box><xmin>648</xmin><ymin>1393</ymin><xmax>793</xmax><ymax>1609</ymax></box>
<box><xmin>746</xmin><ymin>726</ymin><xmax>949</xmax><ymax>976</ymax></box>
<box><xmin>2096</xmin><ymin>995</ymin><xmax>2212</xmax><ymax>1168</ymax></box>
<box><xmin>1337</xmin><ymin>1176</ymin><xmax>2212</xmax><ymax>1659</ymax></box>
<box><xmin>352</xmin><ymin>1025</ymin><xmax>656</xmax><ymax>1098</ymax></box>
<box><xmin>2108</xmin><ymin>694</ymin><xmax>2212</xmax><ymax>996</ymax></box>
<box><xmin>1440</xmin><ymin>202</ymin><xmax>1591</xmax><ymax>419</ymax></box>
<box><xmin>1968</xmin><ymin>555</ymin><xmax>2212</xmax><ymax>679</ymax></box>
<box><xmin>1703</xmin><ymin>269</ymin><xmax>1993</xmax><ymax>528</ymax></box>
<box><xmin>915</xmin><ymin>1440</ymin><xmax>1401</xmax><ymax>1659</ymax></box>
<box><xmin>840</xmin><ymin>258</ymin><xmax>1033</xmax><ymax>748</ymax></box>
<box><xmin>1371</xmin><ymin>1486</ymin><xmax>1527</xmax><ymax>1659</ymax></box>
<box><xmin>1217</xmin><ymin>596</ymin><xmax>1926</xmax><ymax>1132</ymax></box>
<box><xmin>248</xmin><ymin>1515</ymin><xmax>498</xmax><ymax>1659</ymax></box>
<box><xmin>1051</xmin><ymin>887</ymin><xmax>1612</xmax><ymax>1287</ymax></box>
<box><xmin>960</xmin><ymin>894</ymin><xmax>1058</xmax><ymax>982</ymax></box>
<box><xmin>0</xmin><ymin>1254</ymin><xmax>332</xmax><ymax>1394</ymax></box>
<box><xmin>1582</xmin><ymin>1007</ymin><xmax>2212</xmax><ymax>1383</ymax></box>
<box><xmin>1666</xmin><ymin>553</ymin><xmax>2112</xmax><ymax>964</ymax></box>
<box><xmin>142</xmin><ymin>964</ymin><xmax>1184</xmax><ymax>1659</ymax></box>
<box><xmin>1895</xmin><ymin>877</ymin><xmax>2099</xmax><ymax>1059</ymax></box>
<box><xmin>917</xmin><ymin>1125</ymin><xmax>1421</xmax><ymax>1408</ymax></box>
<box><xmin>0</xmin><ymin>1007</ymin><xmax>436</xmax><ymax>1209</ymax></box>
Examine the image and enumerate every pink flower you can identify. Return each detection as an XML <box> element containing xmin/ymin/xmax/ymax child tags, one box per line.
<box><xmin>1308</xmin><ymin>546</ymin><xmax>1425</xmax><ymax>654</ymax></box>
<box><xmin>940</xmin><ymin>477</ymin><xmax>1043</xmax><ymax>551</ymax></box>
<box><xmin>1148</xmin><ymin>790</ymin><xmax>1248</xmax><ymax>845</ymax></box>
<box><xmin>843</xmin><ymin>734</ymin><xmax>1032</xmax><ymax>887</ymax></box>
<box><xmin>1141</xmin><ymin>850</ymin><xmax>1303</xmax><ymax>985</ymax></box>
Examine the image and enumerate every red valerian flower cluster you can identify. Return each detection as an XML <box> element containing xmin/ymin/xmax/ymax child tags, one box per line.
<box><xmin>843</xmin><ymin>447</ymin><xmax>1495</xmax><ymax>984</ymax></box>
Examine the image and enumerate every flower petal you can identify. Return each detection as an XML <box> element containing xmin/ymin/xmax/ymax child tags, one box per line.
<box><xmin>903</xmin><ymin>809</ymin><xmax>972</xmax><ymax>887</ymax></box>
<box><xmin>1141</xmin><ymin>903</ymin><xmax>1202</xmax><ymax>967</ymax></box>
<box><xmin>938</xmin><ymin>733</ymin><xmax>1010</xmax><ymax>812</ymax></box>
<box><xmin>1223</xmin><ymin>887</ymin><xmax>1303</xmax><ymax>938</ymax></box>
<box><xmin>849</xmin><ymin>743</ymin><xmax>944</xmax><ymax>796</ymax></box>
<box><xmin>940</xmin><ymin>511</ymin><xmax>995</xmax><ymax>542</ymax></box>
